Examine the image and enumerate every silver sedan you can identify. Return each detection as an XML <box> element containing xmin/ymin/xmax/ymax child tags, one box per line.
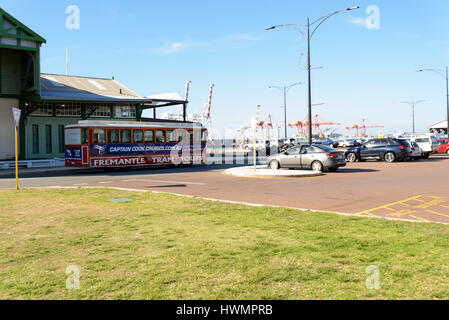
<box><xmin>266</xmin><ymin>144</ymin><xmax>347</xmax><ymax>172</ymax></box>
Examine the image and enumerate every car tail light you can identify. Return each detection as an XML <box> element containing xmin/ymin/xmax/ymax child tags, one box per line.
<box><xmin>398</xmin><ymin>146</ymin><xmax>405</xmax><ymax>149</ymax></box>
<box><xmin>326</xmin><ymin>153</ymin><xmax>337</xmax><ymax>158</ymax></box>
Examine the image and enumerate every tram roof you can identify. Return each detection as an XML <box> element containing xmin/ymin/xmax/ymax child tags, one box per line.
<box><xmin>65</xmin><ymin>120</ymin><xmax>204</xmax><ymax>129</ymax></box>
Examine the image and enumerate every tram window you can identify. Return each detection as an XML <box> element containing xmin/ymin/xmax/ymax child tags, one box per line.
<box><xmin>156</xmin><ymin>130</ymin><xmax>165</xmax><ymax>143</ymax></box>
<box><xmin>175</xmin><ymin>129</ymin><xmax>187</xmax><ymax>143</ymax></box>
<box><xmin>193</xmin><ymin>131</ymin><xmax>201</xmax><ymax>143</ymax></box>
<box><xmin>93</xmin><ymin>129</ymin><xmax>106</xmax><ymax>144</ymax></box>
<box><xmin>145</xmin><ymin>130</ymin><xmax>154</xmax><ymax>143</ymax></box>
<box><xmin>121</xmin><ymin>129</ymin><xmax>132</xmax><ymax>143</ymax></box>
<box><xmin>167</xmin><ymin>130</ymin><xmax>176</xmax><ymax>143</ymax></box>
<box><xmin>108</xmin><ymin>129</ymin><xmax>119</xmax><ymax>144</ymax></box>
<box><xmin>82</xmin><ymin>128</ymin><xmax>89</xmax><ymax>145</ymax></box>
<box><xmin>134</xmin><ymin>130</ymin><xmax>143</xmax><ymax>143</ymax></box>
<box><xmin>201</xmin><ymin>130</ymin><xmax>207</xmax><ymax>141</ymax></box>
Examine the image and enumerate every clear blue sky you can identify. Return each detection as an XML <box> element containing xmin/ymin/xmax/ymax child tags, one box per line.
<box><xmin>3</xmin><ymin>0</ymin><xmax>449</xmax><ymax>136</ymax></box>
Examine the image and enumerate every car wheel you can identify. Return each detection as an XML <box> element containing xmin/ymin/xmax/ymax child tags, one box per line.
<box><xmin>384</xmin><ymin>152</ymin><xmax>396</xmax><ymax>163</ymax></box>
<box><xmin>311</xmin><ymin>161</ymin><xmax>323</xmax><ymax>172</ymax></box>
<box><xmin>270</xmin><ymin>160</ymin><xmax>280</xmax><ymax>170</ymax></box>
<box><xmin>446</xmin><ymin>149</ymin><xmax>449</xmax><ymax>155</ymax></box>
<box><xmin>422</xmin><ymin>153</ymin><xmax>430</xmax><ymax>159</ymax></box>
<box><xmin>346</xmin><ymin>152</ymin><xmax>357</xmax><ymax>163</ymax></box>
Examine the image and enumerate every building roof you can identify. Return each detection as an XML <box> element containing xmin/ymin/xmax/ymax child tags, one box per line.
<box><xmin>40</xmin><ymin>74</ymin><xmax>145</xmax><ymax>103</ymax></box>
<box><xmin>40</xmin><ymin>73</ymin><xmax>187</xmax><ymax>107</ymax></box>
<box><xmin>429</xmin><ymin>120</ymin><xmax>448</xmax><ymax>129</ymax></box>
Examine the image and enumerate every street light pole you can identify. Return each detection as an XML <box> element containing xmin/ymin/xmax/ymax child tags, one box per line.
<box><xmin>400</xmin><ymin>100</ymin><xmax>426</xmax><ymax>134</ymax></box>
<box><xmin>417</xmin><ymin>67</ymin><xmax>449</xmax><ymax>137</ymax></box>
<box><xmin>284</xmin><ymin>85</ymin><xmax>287</xmax><ymax>138</ymax></box>
<box><xmin>269</xmin><ymin>82</ymin><xmax>303</xmax><ymax>138</ymax></box>
<box><xmin>266</xmin><ymin>6</ymin><xmax>359</xmax><ymax>144</ymax></box>
<box><xmin>306</xmin><ymin>18</ymin><xmax>313</xmax><ymax>144</ymax></box>
<box><xmin>446</xmin><ymin>66</ymin><xmax>449</xmax><ymax>137</ymax></box>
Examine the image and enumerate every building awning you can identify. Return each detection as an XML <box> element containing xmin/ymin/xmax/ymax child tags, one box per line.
<box><xmin>429</xmin><ymin>120</ymin><xmax>448</xmax><ymax>129</ymax></box>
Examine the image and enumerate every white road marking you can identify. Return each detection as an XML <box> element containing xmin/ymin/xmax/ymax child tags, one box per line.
<box><xmin>99</xmin><ymin>181</ymin><xmax>113</xmax><ymax>184</ymax></box>
<box><xmin>72</xmin><ymin>183</ymin><xmax>88</xmax><ymax>186</ymax></box>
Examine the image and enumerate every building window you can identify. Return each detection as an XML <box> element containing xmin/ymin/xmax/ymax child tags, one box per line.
<box><xmin>115</xmin><ymin>105</ymin><xmax>136</xmax><ymax>118</ymax></box>
<box><xmin>91</xmin><ymin>104</ymin><xmax>111</xmax><ymax>118</ymax></box>
<box><xmin>32</xmin><ymin>124</ymin><xmax>39</xmax><ymax>154</ymax></box>
<box><xmin>56</xmin><ymin>103</ymin><xmax>81</xmax><ymax>117</ymax></box>
<box><xmin>58</xmin><ymin>125</ymin><xmax>65</xmax><ymax>153</ymax></box>
<box><xmin>33</xmin><ymin>103</ymin><xmax>53</xmax><ymax>116</ymax></box>
<box><xmin>45</xmin><ymin>125</ymin><xmax>52</xmax><ymax>154</ymax></box>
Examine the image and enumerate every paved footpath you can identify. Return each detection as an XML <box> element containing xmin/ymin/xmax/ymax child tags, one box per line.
<box><xmin>1</xmin><ymin>155</ymin><xmax>449</xmax><ymax>224</ymax></box>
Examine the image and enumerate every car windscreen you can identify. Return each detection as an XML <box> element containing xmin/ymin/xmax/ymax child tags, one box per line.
<box><xmin>393</xmin><ymin>139</ymin><xmax>409</xmax><ymax>146</ymax></box>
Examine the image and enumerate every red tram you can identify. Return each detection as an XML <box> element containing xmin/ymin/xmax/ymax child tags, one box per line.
<box><xmin>64</xmin><ymin>120</ymin><xmax>208</xmax><ymax>168</ymax></box>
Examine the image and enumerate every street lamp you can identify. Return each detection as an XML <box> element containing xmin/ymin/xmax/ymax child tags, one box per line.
<box><xmin>400</xmin><ymin>100</ymin><xmax>426</xmax><ymax>134</ymax></box>
<box><xmin>269</xmin><ymin>82</ymin><xmax>303</xmax><ymax>138</ymax></box>
<box><xmin>417</xmin><ymin>67</ymin><xmax>449</xmax><ymax>137</ymax></box>
<box><xmin>266</xmin><ymin>6</ymin><xmax>359</xmax><ymax>144</ymax></box>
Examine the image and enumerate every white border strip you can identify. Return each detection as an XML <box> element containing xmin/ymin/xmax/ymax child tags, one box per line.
<box><xmin>32</xmin><ymin>186</ymin><xmax>448</xmax><ymax>226</ymax></box>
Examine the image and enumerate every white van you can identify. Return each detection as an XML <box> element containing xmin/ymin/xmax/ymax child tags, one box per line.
<box><xmin>408</xmin><ymin>135</ymin><xmax>439</xmax><ymax>159</ymax></box>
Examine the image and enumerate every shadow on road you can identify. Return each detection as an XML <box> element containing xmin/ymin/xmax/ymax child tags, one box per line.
<box><xmin>0</xmin><ymin>164</ymin><xmax>243</xmax><ymax>180</ymax></box>
<box><xmin>333</xmin><ymin>168</ymin><xmax>380</xmax><ymax>173</ymax></box>
<box><xmin>144</xmin><ymin>184</ymin><xmax>187</xmax><ymax>188</ymax></box>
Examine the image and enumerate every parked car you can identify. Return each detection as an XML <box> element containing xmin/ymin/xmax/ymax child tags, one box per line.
<box><xmin>339</xmin><ymin>138</ymin><xmax>358</xmax><ymax>148</ymax></box>
<box><xmin>437</xmin><ymin>139</ymin><xmax>449</xmax><ymax>154</ymax></box>
<box><xmin>395</xmin><ymin>139</ymin><xmax>422</xmax><ymax>160</ymax></box>
<box><xmin>313</xmin><ymin>138</ymin><xmax>339</xmax><ymax>148</ymax></box>
<box><xmin>243</xmin><ymin>140</ymin><xmax>265</xmax><ymax>152</ymax></box>
<box><xmin>413</xmin><ymin>135</ymin><xmax>439</xmax><ymax>159</ymax></box>
<box><xmin>345</xmin><ymin>138</ymin><xmax>410</xmax><ymax>163</ymax></box>
<box><xmin>400</xmin><ymin>134</ymin><xmax>439</xmax><ymax>159</ymax></box>
<box><xmin>267</xmin><ymin>144</ymin><xmax>346</xmax><ymax>172</ymax></box>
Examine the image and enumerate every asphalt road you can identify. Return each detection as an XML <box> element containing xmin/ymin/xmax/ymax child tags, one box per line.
<box><xmin>1</xmin><ymin>155</ymin><xmax>449</xmax><ymax>223</ymax></box>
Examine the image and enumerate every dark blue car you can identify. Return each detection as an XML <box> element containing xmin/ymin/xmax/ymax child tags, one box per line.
<box><xmin>345</xmin><ymin>138</ymin><xmax>410</xmax><ymax>163</ymax></box>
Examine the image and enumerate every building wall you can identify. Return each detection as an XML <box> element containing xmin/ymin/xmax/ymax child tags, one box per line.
<box><xmin>25</xmin><ymin>113</ymin><xmax>139</xmax><ymax>159</ymax></box>
<box><xmin>0</xmin><ymin>98</ymin><xmax>18</xmax><ymax>160</ymax></box>
<box><xmin>25</xmin><ymin>116</ymin><xmax>80</xmax><ymax>159</ymax></box>
<box><xmin>0</xmin><ymin>49</ymin><xmax>23</xmax><ymax>95</ymax></box>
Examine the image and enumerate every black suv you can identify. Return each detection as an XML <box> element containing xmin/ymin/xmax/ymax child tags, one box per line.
<box><xmin>345</xmin><ymin>138</ymin><xmax>410</xmax><ymax>163</ymax></box>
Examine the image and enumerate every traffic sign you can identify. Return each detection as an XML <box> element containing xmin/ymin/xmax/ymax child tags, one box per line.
<box><xmin>12</xmin><ymin>107</ymin><xmax>21</xmax><ymax>128</ymax></box>
<box><xmin>11</xmin><ymin>107</ymin><xmax>21</xmax><ymax>190</ymax></box>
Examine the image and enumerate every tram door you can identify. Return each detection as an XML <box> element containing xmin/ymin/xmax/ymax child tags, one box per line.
<box><xmin>81</xmin><ymin>128</ymin><xmax>89</xmax><ymax>166</ymax></box>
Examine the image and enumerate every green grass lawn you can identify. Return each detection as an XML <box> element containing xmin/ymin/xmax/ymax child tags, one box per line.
<box><xmin>1</xmin><ymin>188</ymin><xmax>449</xmax><ymax>300</ymax></box>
